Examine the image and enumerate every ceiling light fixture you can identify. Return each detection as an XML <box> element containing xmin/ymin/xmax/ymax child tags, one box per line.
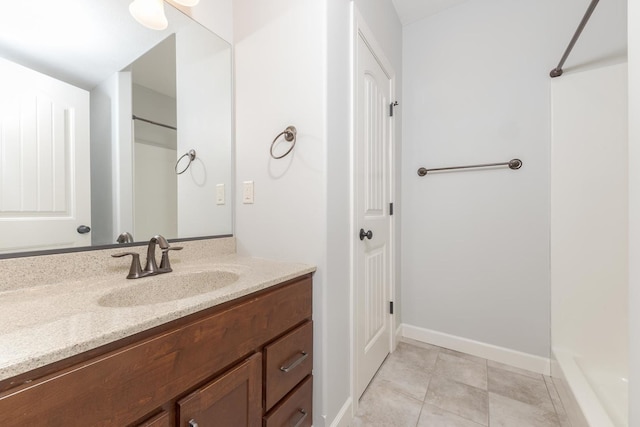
<box><xmin>129</xmin><ymin>0</ymin><xmax>200</xmax><ymax>31</ymax></box>
<box><xmin>129</xmin><ymin>0</ymin><xmax>168</xmax><ymax>30</ymax></box>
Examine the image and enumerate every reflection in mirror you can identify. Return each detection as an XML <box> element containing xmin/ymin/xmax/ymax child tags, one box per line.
<box><xmin>0</xmin><ymin>0</ymin><xmax>232</xmax><ymax>256</ymax></box>
<box><xmin>132</xmin><ymin>36</ymin><xmax>178</xmax><ymax>242</ymax></box>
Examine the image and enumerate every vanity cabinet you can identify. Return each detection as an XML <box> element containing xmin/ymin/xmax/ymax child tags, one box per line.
<box><xmin>0</xmin><ymin>274</ymin><xmax>312</xmax><ymax>427</ymax></box>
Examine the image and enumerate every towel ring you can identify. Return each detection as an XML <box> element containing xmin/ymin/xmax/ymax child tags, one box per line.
<box><xmin>270</xmin><ymin>126</ymin><xmax>297</xmax><ymax>159</ymax></box>
<box><xmin>175</xmin><ymin>149</ymin><xmax>196</xmax><ymax>175</ymax></box>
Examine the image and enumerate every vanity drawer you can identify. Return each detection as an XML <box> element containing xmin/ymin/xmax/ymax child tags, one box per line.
<box><xmin>263</xmin><ymin>375</ymin><xmax>312</xmax><ymax>427</ymax></box>
<box><xmin>137</xmin><ymin>411</ymin><xmax>172</xmax><ymax>427</ymax></box>
<box><xmin>264</xmin><ymin>321</ymin><xmax>313</xmax><ymax>410</ymax></box>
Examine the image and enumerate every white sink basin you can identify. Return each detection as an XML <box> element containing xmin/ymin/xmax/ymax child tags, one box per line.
<box><xmin>98</xmin><ymin>270</ymin><xmax>239</xmax><ymax>307</ymax></box>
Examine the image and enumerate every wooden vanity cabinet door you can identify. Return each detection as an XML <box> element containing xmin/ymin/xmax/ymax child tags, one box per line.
<box><xmin>178</xmin><ymin>353</ymin><xmax>262</xmax><ymax>427</ymax></box>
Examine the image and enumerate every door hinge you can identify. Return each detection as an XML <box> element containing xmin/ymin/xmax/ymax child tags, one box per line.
<box><xmin>389</xmin><ymin>301</ymin><xmax>394</xmax><ymax>314</ymax></box>
<box><xmin>389</xmin><ymin>101</ymin><xmax>399</xmax><ymax>117</ymax></box>
<box><xmin>389</xmin><ymin>202</ymin><xmax>394</xmax><ymax>216</ymax></box>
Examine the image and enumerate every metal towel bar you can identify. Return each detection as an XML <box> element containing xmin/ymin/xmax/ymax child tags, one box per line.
<box><xmin>417</xmin><ymin>159</ymin><xmax>522</xmax><ymax>176</ymax></box>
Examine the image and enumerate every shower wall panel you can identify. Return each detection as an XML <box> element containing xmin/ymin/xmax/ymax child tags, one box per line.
<box><xmin>550</xmin><ymin>62</ymin><xmax>628</xmax><ymax>426</ymax></box>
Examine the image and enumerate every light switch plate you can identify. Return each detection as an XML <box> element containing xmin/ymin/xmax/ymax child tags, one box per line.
<box><xmin>243</xmin><ymin>181</ymin><xmax>254</xmax><ymax>204</ymax></box>
<box><xmin>216</xmin><ymin>184</ymin><xmax>225</xmax><ymax>205</ymax></box>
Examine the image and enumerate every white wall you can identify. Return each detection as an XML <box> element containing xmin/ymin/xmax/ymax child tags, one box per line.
<box><xmin>628</xmin><ymin>1</ymin><xmax>639</xmax><ymax>425</ymax></box>
<box><xmin>234</xmin><ymin>1</ymin><xmax>329</xmax><ymax>424</ymax></box>
<box><xmin>325</xmin><ymin>0</ymin><xmax>353</xmax><ymax>423</ymax></box>
<box><xmin>401</xmin><ymin>0</ymin><xmax>555</xmax><ymax>357</ymax></box>
<box><xmin>400</xmin><ymin>0</ymin><xmax>627</xmax><ymax>360</ymax></box>
<box><xmin>234</xmin><ymin>0</ymin><xmax>326</xmax><ymax>260</ymax></box>
<box><xmin>234</xmin><ymin>1</ymin><xmax>401</xmax><ymax>424</ymax></box>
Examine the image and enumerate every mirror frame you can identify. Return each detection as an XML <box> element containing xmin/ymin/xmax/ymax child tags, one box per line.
<box><xmin>0</xmin><ymin>234</ymin><xmax>233</xmax><ymax>260</ymax></box>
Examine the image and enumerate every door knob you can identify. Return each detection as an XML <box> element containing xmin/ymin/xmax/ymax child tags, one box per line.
<box><xmin>77</xmin><ymin>225</ymin><xmax>91</xmax><ymax>234</ymax></box>
<box><xmin>359</xmin><ymin>229</ymin><xmax>373</xmax><ymax>241</ymax></box>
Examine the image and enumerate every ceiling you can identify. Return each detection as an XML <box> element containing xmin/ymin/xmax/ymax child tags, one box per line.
<box><xmin>392</xmin><ymin>0</ymin><xmax>471</xmax><ymax>26</ymax></box>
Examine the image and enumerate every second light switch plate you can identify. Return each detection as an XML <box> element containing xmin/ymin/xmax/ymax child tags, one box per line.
<box><xmin>243</xmin><ymin>181</ymin><xmax>254</xmax><ymax>204</ymax></box>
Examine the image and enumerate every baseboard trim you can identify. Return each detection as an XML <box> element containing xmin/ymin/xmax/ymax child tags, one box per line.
<box><xmin>328</xmin><ymin>397</ymin><xmax>353</xmax><ymax>427</ymax></box>
<box><xmin>401</xmin><ymin>324</ymin><xmax>550</xmax><ymax>375</ymax></box>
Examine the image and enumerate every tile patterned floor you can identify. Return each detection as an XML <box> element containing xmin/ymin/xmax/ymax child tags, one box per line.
<box><xmin>353</xmin><ymin>339</ymin><xmax>572</xmax><ymax>427</ymax></box>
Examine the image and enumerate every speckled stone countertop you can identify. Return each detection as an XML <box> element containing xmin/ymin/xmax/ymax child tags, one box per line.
<box><xmin>0</xmin><ymin>243</ymin><xmax>315</xmax><ymax>383</ymax></box>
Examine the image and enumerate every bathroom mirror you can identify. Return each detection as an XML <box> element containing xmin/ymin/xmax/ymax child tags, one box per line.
<box><xmin>0</xmin><ymin>0</ymin><xmax>232</xmax><ymax>256</ymax></box>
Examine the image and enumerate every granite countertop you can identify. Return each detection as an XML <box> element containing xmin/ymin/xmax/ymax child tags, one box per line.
<box><xmin>0</xmin><ymin>255</ymin><xmax>315</xmax><ymax>383</ymax></box>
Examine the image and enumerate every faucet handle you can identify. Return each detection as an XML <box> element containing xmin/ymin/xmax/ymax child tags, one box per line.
<box><xmin>112</xmin><ymin>252</ymin><xmax>144</xmax><ymax>279</ymax></box>
<box><xmin>159</xmin><ymin>246</ymin><xmax>183</xmax><ymax>272</ymax></box>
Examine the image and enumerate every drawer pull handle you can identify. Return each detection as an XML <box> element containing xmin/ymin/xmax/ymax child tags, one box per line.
<box><xmin>188</xmin><ymin>419</ymin><xmax>198</xmax><ymax>427</ymax></box>
<box><xmin>280</xmin><ymin>351</ymin><xmax>308</xmax><ymax>373</ymax></box>
<box><xmin>292</xmin><ymin>409</ymin><xmax>308</xmax><ymax>427</ymax></box>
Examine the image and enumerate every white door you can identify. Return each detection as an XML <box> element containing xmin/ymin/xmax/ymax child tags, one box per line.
<box><xmin>0</xmin><ymin>58</ymin><xmax>91</xmax><ymax>253</ymax></box>
<box><xmin>355</xmin><ymin>32</ymin><xmax>393</xmax><ymax>398</ymax></box>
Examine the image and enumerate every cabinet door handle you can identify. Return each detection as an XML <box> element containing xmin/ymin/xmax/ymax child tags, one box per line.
<box><xmin>280</xmin><ymin>351</ymin><xmax>308</xmax><ymax>373</ymax></box>
<box><xmin>292</xmin><ymin>409</ymin><xmax>308</xmax><ymax>427</ymax></box>
<box><xmin>188</xmin><ymin>419</ymin><xmax>198</xmax><ymax>427</ymax></box>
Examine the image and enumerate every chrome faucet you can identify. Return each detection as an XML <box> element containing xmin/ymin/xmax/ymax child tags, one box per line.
<box><xmin>112</xmin><ymin>235</ymin><xmax>183</xmax><ymax>279</ymax></box>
